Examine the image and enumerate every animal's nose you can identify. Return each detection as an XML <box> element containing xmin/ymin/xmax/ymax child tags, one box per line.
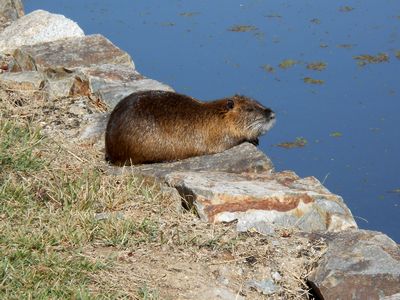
<box><xmin>265</xmin><ymin>108</ymin><xmax>275</xmax><ymax>119</ymax></box>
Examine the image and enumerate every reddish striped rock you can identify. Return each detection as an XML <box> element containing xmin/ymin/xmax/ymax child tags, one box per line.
<box><xmin>165</xmin><ymin>170</ymin><xmax>357</xmax><ymax>233</ymax></box>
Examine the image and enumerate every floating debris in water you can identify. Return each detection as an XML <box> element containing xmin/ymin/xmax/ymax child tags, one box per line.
<box><xmin>304</xmin><ymin>77</ymin><xmax>325</xmax><ymax>84</ymax></box>
<box><xmin>310</xmin><ymin>18</ymin><xmax>321</xmax><ymax>24</ymax></box>
<box><xmin>339</xmin><ymin>6</ymin><xmax>354</xmax><ymax>12</ymax></box>
<box><xmin>395</xmin><ymin>51</ymin><xmax>400</xmax><ymax>59</ymax></box>
<box><xmin>160</xmin><ymin>22</ymin><xmax>175</xmax><ymax>27</ymax></box>
<box><xmin>320</xmin><ymin>43</ymin><xmax>329</xmax><ymax>48</ymax></box>
<box><xmin>307</xmin><ymin>61</ymin><xmax>327</xmax><ymax>71</ymax></box>
<box><xmin>389</xmin><ymin>188</ymin><xmax>400</xmax><ymax>194</ymax></box>
<box><xmin>179</xmin><ymin>12</ymin><xmax>200</xmax><ymax>17</ymax></box>
<box><xmin>337</xmin><ymin>44</ymin><xmax>356</xmax><ymax>49</ymax></box>
<box><xmin>330</xmin><ymin>132</ymin><xmax>343</xmax><ymax>137</ymax></box>
<box><xmin>228</xmin><ymin>25</ymin><xmax>258</xmax><ymax>32</ymax></box>
<box><xmin>279</xmin><ymin>59</ymin><xmax>297</xmax><ymax>69</ymax></box>
<box><xmin>265</xmin><ymin>13</ymin><xmax>282</xmax><ymax>19</ymax></box>
<box><xmin>261</xmin><ymin>64</ymin><xmax>275</xmax><ymax>73</ymax></box>
<box><xmin>224</xmin><ymin>59</ymin><xmax>240</xmax><ymax>68</ymax></box>
<box><xmin>276</xmin><ymin>137</ymin><xmax>307</xmax><ymax>149</ymax></box>
<box><xmin>353</xmin><ymin>53</ymin><xmax>389</xmax><ymax>66</ymax></box>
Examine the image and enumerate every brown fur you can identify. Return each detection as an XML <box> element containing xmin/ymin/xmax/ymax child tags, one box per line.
<box><xmin>105</xmin><ymin>90</ymin><xmax>275</xmax><ymax>165</ymax></box>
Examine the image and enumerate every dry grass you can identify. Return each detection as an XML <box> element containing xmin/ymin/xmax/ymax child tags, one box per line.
<box><xmin>0</xmin><ymin>84</ymin><xmax>326</xmax><ymax>299</ymax></box>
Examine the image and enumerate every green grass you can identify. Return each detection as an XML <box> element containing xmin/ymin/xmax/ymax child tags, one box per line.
<box><xmin>0</xmin><ymin>120</ymin><xmax>45</xmax><ymax>174</ymax></box>
<box><xmin>0</xmin><ymin>119</ymin><xmax>162</xmax><ymax>299</ymax></box>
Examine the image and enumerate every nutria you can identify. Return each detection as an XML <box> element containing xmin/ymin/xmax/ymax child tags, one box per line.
<box><xmin>105</xmin><ymin>90</ymin><xmax>275</xmax><ymax>165</ymax></box>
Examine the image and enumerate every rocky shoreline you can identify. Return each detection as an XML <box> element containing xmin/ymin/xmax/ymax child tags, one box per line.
<box><xmin>1</xmin><ymin>1</ymin><xmax>399</xmax><ymax>299</ymax></box>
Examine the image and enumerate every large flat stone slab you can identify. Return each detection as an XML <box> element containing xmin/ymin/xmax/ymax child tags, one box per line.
<box><xmin>0</xmin><ymin>10</ymin><xmax>84</xmax><ymax>52</ymax></box>
<box><xmin>165</xmin><ymin>170</ymin><xmax>357</xmax><ymax>232</ymax></box>
<box><xmin>12</xmin><ymin>34</ymin><xmax>133</xmax><ymax>72</ymax></box>
<box><xmin>308</xmin><ymin>230</ymin><xmax>400</xmax><ymax>300</ymax></box>
<box><xmin>0</xmin><ymin>0</ymin><xmax>23</xmax><ymax>31</ymax></box>
<box><xmin>107</xmin><ymin>142</ymin><xmax>274</xmax><ymax>179</ymax></box>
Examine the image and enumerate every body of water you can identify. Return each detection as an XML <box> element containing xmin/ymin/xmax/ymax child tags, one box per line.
<box><xmin>25</xmin><ymin>0</ymin><xmax>400</xmax><ymax>242</ymax></box>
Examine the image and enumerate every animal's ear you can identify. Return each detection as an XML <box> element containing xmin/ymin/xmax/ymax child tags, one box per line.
<box><xmin>226</xmin><ymin>99</ymin><xmax>235</xmax><ymax>110</ymax></box>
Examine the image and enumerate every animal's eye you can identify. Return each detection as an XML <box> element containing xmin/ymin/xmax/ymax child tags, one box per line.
<box><xmin>226</xmin><ymin>99</ymin><xmax>234</xmax><ymax>110</ymax></box>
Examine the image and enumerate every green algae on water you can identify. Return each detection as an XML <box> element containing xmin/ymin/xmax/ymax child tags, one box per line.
<box><xmin>330</xmin><ymin>132</ymin><xmax>343</xmax><ymax>137</ymax></box>
<box><xmin>337</xmin><ymin>44</ymin><xmax>356</xmax><ymax>49</ymax></box>
<box><xmin>353</xmin><ymin>53</ymin><xmax>389</xmax><ymax>66</ymax></box>
<box><xmin>160</xmin><ymin>22</ymin><xmax>175</xmax><ymax>27</ymax></box>
<box><xmin>276</xmin><ymin>137</ymin><xmax>308</xmax><ymax>149</ymax></box>
<box><xmin>339</xmin><ymin>6</ymin><xmax>354</xmax><ymax>12</ymax></box>
<box><xmin>306</xmin><ymin>62</ymin><xmax>327</xmax><ymax>71</ymax></box>
<box><xmin>179</xmin><ymin>12</ymin><xmax>200</xmax><ymax>17</ymax></box>
<box><xmin>304</xmin><ymin>77</ymin><xmax>325</xmax><ymax>85</ymax></box>
<box><xmin>279</xmin><ymin>59</ymin><xmax>297</xmax><ymax>69</ymax></box>
<box><xmin>228</xmin><ymin>25</ymin><xmax>258</xmax><ymax>32</ymax></box>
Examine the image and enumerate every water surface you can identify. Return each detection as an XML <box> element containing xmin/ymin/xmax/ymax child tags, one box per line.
<box><xmin>25</xmin><ymin>0</ymin><xmax>400</xmax><ymax>242</ymax></box>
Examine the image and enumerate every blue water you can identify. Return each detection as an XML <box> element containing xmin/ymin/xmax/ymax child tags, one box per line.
<box><xmin>25</xmin><ymin>0</ymin><xmax>400</xmax><ymax>242</ymax></box>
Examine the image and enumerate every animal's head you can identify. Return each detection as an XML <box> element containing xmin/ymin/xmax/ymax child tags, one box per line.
<box><xmin>221</xmin><ymin>95</ymin><xmax>276</xmax><ymax>140</ymax></box>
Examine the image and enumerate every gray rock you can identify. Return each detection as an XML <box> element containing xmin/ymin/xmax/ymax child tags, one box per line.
<box><xmin>53</xmin><ymin>63</ymin><xmax>173</xmax><ymax>108</ymax></box>
<box><xmin>12</xmin><ymin>34</ymin><xmax>133</xmax><ymax>72</ymax></box>
<box><xmin>95</xmin><ymin>211</ymin><xmax>124</xmax><ymax>221</ymax></box>
<box><xmin>79</xmin><ymin>112</ymin><xmax>110</xmax><ymax>142</ymax></box>
<box><xmin>0</xmin><ymin>0</ymin><xmax>24</xmax><ymax>31</ymax></box>
<box><xmin>308</xmin><ymin>230</ymin><xmax>400</xmax><ymax>300</ymax></box>
<box><xmin>0</xmin><ymin>10</ymin><xmax>84</xmax><ymax>52</ymax></box>
<box><xmin>94</xmin><ymin>79</ymin><xmax>174</xmax><ymax>108</ymax></box>
<box><xmin>0</xmin><ymin>71</ymin><xmax>45</xmax><ymax>90</ymax></box>
<box><xmin>381</xmin><ymin>294</ymin><xmax>400</xmax><ymax>300</ymax></box>
<box><xmin>108</xmin><ymin>142</ymin><xmax>274</xmax><ymax>179</ymax></box>
<box><xmin>237</xmin><ymin>219</ymin><xmax>275</xmax><ymax>235</ymax></box>
<box><xmin>77</xmin><ymin>64</ymin><xmax>173</xmax><ymax>108</ymax></box>
<box><xmin>245</xmin><ymin>279</ymin><xmax>277</xmax><ymax>295</ymax></box>
<box><xmin>165</xmin><ymin>170</ymin><xmax>357</xmax><ymax>232</ymax></box>
<box><xmin>198</xmin><ymin>287</ymin><xmax>244</xmax><ymax>300</ymax></box>
<box><xmin>7</xmin><ymin>34</ymin><xmax>166</xmax><ymax>101</ymax></box>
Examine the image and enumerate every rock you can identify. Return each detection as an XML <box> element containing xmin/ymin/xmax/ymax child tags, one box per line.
<box><xmin>107</xmin><ymin>142</ymin><xmax>274</xmax><ymax>179</ymax></box>
<box><xmin>78</xmin><ymin>64</ymin><xmax>173</xmax><ymax>108</ymax></box>
<box><xmin>94</xmin><ymin>79</ymin><xmax>174</xmax><ymax>108</ymax></box>
<box><xmin>308</xmin><ymin>230</ymin><xmax>400</xmax><ymax>300</ymax></box>
<box><xmin>0</xmin><ymin>10</ymin><xmax>84</xmax><ymax>53</ymax></box>
<box><xmin>381</xmin><ymin>294</ymin><xmax>400</xmax><ymax>300</ymax></box>
<box><xmin>245</xmin><ymin>279</ymin><xmax>277</xmax><ymax>295</ymax></box>
<box><xmin>0</xmin><ymin>71</ymin><xmax>45</xmax><ymax>90</ymax></box>
<box><xmin>165</xmin><ymin>170</ymin><xmax>357</xmax><ymax>232</ymax></box>
<box><xmin>79</xmin><ymin>112</ymin><xmax>109</xmax><ymax>142</ymax></box>
<box><xmin>0</xmin><ymin>0</ymin><xmax>24</xmax><ymax>31</ymax></box>
<box><xmin>12</xmin><ymin>34</ymin><xmax>133</xmax><ymax>72</ymax></box>
<box><xmin>198</xmin><ymin>287</ymin><xmax>244</xmax><ymax>300</ymax></box>
<box><xmin>4</xmin><ymin>31</ymin><xmax>171</xmax><ymax>103</ymax></box>
<box><xmin>271</xmin><ymin>271</ymin><xmax>282</xmax><ymax>282</ymax></box>
<box><xmin>0</xmin><ymin>53</ymin><xmax>14</xmax><ymax>72</ymax></box>
<box><xmin>95</xmin><ymin>211</ymin><xmax>124</xmax><ymax>221</ymax></box>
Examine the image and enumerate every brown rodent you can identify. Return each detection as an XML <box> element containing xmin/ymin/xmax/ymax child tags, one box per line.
<box><xmin>105</xmin><ymin>90</ymin><xmax>275</xmax><ymax>165</ymax></box>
